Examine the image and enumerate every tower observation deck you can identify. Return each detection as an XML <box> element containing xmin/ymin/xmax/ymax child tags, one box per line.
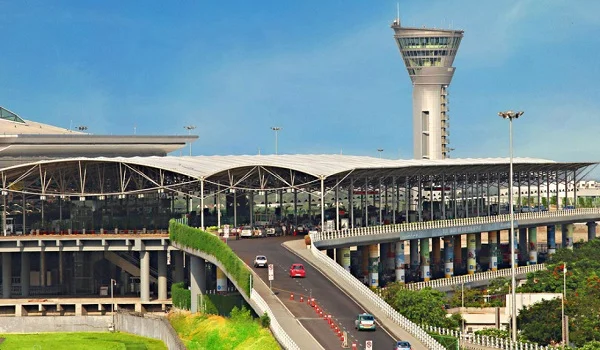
<box><xmin>391</xmin><ymin>19</ymin><xmax>463</xmax><ymax>160</ymax></box>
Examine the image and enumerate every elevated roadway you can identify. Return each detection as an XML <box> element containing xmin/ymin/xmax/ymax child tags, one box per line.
<box><xmin>228</xmin><ymin>236</ymin><xmax>409</xmax><ymax>350</ymax></box>
<box><xmin>312</xmin><ymin>208</ymin><xmax>600</xmax><ymax>249</ymax></box>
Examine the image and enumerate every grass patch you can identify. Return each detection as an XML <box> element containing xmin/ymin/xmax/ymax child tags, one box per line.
<box><xmin>169</xmin><ymin>310</ymin><xmax>280</xmax><ymax>350</ymax></box>
<box><xmin>169</xmin><ymin>221</ymin><xmax>251</xmax><ymax>296</ymax></box>
<box><xmin>0</xmin><ymin>332</ymin><xmax>166</xmax><ymax>349</ymax></box>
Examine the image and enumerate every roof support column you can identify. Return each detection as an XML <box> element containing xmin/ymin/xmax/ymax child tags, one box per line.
<box><xmin>320</xmin><ymin>176</ymin><xmax>325</xmax><ymax>232</ymax></box>
<box><xmin>378</xmin><ymin>178</ymin><xmax>383</xmax><ymax>225</ymax></box>
<box><xmin>2</xmin><ymin>194</ymin><xmax>6</xmax><ymax>236</ymax></box>
<box><xmin>453</xmin><ymin>175</ymin><xmax>457</xmax><ymax>219</ymax></box>
<box><xmin>528</xmin><ymin>171</ymin><xmax>532</xmax><ymax>209</ymax></box>
<box><xmin>429</xmin><ymin>176</ymin><xmax>434</xmax><ymax>220</ymax></box>
<box><xmin>417</xmin><ymin>175</ymin><xmax>423</xmax><ymax>222</ymax></box>
<box><xmin>293</xmin><ymin>188</ymin><xmax>297</xmax><ymax>226</ymax></box>
<box><xmin>476</xmin><ymin>173</ymin><xmax>480</xmax><ymax>216</ymax></box>
<box><xmin>392</xmin><ymin>177</ymin><xmax>397</xmax><ymax>224</ymax></box>
<box><xmin>487</xmin><ymin>173</ymin><xmax>491</xmax><ymax>216</ymax></box>
<box><xmin>517</xmin><ymin>171</ymin><xmax>521</xmax><ymax>210</ymax></box>
<box><xmin>335</xmin><ymin>179</ymin><xmax>339</xmax><ymax>230</ymax></box>
<box><xmin>349</xmin><ymin>179</ymin><xmax>354</xmax><ymax>229</ymax></box>
<box><xmin>463</xmin><ymin>178</ymin><xmax>468</xmax><ymax>218</ymax></box>
<box><xmin>264</xmin><ymin>190</ymin><xmax>268</xmax><ymax>219</ymax></box>
<box><xmin>441</xmin><ymin>174</ymin><xmax>446</xmax><ymax>219</ymax></box>
<box><xmin>497</xmin><ymin>172</ymin><xmax>501</xmax><ymax>213</ymax></box>
<box><xmin>233</xmin><ymin>190</ymin><xmax>237</xmax><ymax>228</ymax></box>
<box><xmin>565</xmin><ymin>169</ymin><xmax>568</xmax><ymax>208</ymax></box>
<box><xmin>405</xmin><ymin>177</ymin><xmax>410</xmax><ymax>223</ymax></box>
<box><xmin>250</xmin><ymin>192</ymin><xmax>254</xmax><ymax>228</ymax></box>
<box><xmin>217</xmin><ymin>185</ymin><xmax>221</xmax><ymax>228</ymax></box>
<box><xmin>364</xmin><ymin>177</ymin><xmax>368</xmax><ymax>226</ymax></box>
<box><xmin>574</xmin><ymin>169</ymin><xmax>578</xmax><ymax>208</ymax></box>
<box><xmin>556</xmin><ymin>170</ymin><xmax>560</xmax><ymax>209</ymax></box>
<box><xmin>537</xmin><ymin>171</ymin><xmax>541</xmax><ymax>210</ymax></box>
<box><xmin>200</xmin><ymin>178</ymin><xmax>205</xmax><ymax>230</ymax></box>
<box><xmin>546</xmin><ymin>171</ymin><xmax>550</xmax><ymax>210</ymax></box>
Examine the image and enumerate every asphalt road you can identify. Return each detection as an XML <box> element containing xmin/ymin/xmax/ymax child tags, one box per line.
<box><xmin>229</xmin><ymin>236</ymin><xmax>398</xmax><ymax>350</ymax></box>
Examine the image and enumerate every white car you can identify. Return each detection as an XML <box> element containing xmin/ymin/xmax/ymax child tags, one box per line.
<box><xmin>240</xmin><ymin>226</ymin><xmax>253</xmax><ymax>238</ymax></box>
<box><xmin>265</xmin><ymin>227</ymin><xmax>276</xmax><ymax>236</ymax></box>
<box><xmin>253</xmin><ymin>255</ymin><xmax>268</xmax><ymax>268</ymax></box>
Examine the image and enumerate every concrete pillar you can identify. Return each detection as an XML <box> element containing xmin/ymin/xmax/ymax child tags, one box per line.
<box><xmin>431</xmin><ymin>237</ymin><xmax>441</xmax><ymax>276</ymax></box>
<box><xmin>488</xmin><ymin>231</ymin><xmax>498</xmax><ymax>271</ymax></box>
<box><xmin>216</xmin><ymin>266</ymin><xmax>227</xmax><ymax>292</ymax></box>
<box><xmin>443</xmin><ymin>236</ymin><xmax>454</xmax><ymax>278</ymax></box>
<box><xmin>528</xmin><ymin>227</ymin><xmax>538</xmax><ymax>265</ymax></box>
<box><xmin>2</xmin><ymin>253</ymin><xmax>11</xmax><ymax>298</ymax></box>
<box><xmin>420</xmin><ymin>239</ymin><xmax>430</xmax><ymax>282</ymax></box>
<box><xmin>173</xmin><ymin>250</ymin><xmax>185</xmax><ymax>283</ymax></box>
<box><xmin>158</xmin><ymin>251</ymin><xmax>168</xmax><ymax>300</ymax></box>
<box><xmin>380</xmin><ymin>243</ymin><xmax>394</xmax><ymax>273</ymax></box>
<box><xmin>361</xmin><ymin>246</ymin><xmax>369</xmax><ymax>282</ymax></box>
<box><xmin>467</xmin><ymin>233</ymin><xmax>476</xmax><ymax>275</ymax></box>
<box><xmin>519</xmin><ymin>228</ymin><xmax>528</xmax><ymax>264</ymax></box>
<box><xmin>379</xmin><ymin>243</ymin><xmax>389</xmax><ymax>272</ymax></box>
<box><xmin>563</xmin><ymin>223</ymin><xmax>574</xmax><ymax>250</ymax></box>
<box><xmin>21</xmin><ymin>253</ymin><xmax>30</xmax><ymax>297</ymax></box>
<box><xmin>336</xmin><ymin>247</ymin><xmax>351</xmax><ymax>272</ymax></box>
<box><xmin>588</xmin><ymin>222</ymin><xmax>597</xmax><ymax>241</ymax></box>
<box><xmin>40</xmin><ymin>251</ymin><xmax>46</xmax><ymax>287</ymax></box>
<box><xmin>511</xmin><ymin>229</ymin><xmax>518</xmax><ymax>268</ymax></box>
<box><xmin>454</xmin><ymin>235</ymin><xmax>462</xmax><ymax>273</ymax></box>
<box><xmin>409</xmin><ymin>239</ymin><xmax>419</xmax><ymax>271</ymax></box>
<box><xmin>475</xmin><ymin>232</ymin><xmax>482</xmax><ymax>265</ymax></box>
<box><xmin>326</xmin><ymin>249</ymin><xmax>335</xmax><ymax>260</ymax></box>
<box><xmin>140</xmin><ymin>251</ymin><xmax>150</xmax><ymax>302</ymax></box>
<box><xmin>547</xmin><ymin>225</ymin><xmax>556</xmax><ymax>256</ymax></box>
<box><xmin>368</xmin><ymin>244</ymin><xmax>379</xmax><ymax>287</ymax></box>
<box><xmin>395</xmin><ymin>241</ymin><xmax>405</xmax><ymax>283</ymax></box>
<box><xmin>190</xmin><ymin>256</ymin><xmax>206</xmax><ymax>313</ymax></box>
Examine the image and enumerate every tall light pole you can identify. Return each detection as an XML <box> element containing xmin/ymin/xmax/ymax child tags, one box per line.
<box><xmin>110</xmin><ymin>278</ymin><xmax>116</xmax><ymax>331</ymax></box>
<box><xmin>498</xmin><ymin>110</ymin><xmax>524</xmax><ymax>343</ymax></box>
<box><xmin>377</xmin><ymin>148</ymin><xmax>384</xmax><ymax>158</ymax></box>
<box><xmin>184</xmin><ymin>125</ymin><xmax>196</xmax><ymax>156</ymax></box>
<box><xmin>562</xmin><ymin>262</ymin><xmax>567</xmax><ymax>348</ymax></box>
<box><xmin>271</xmin><ymin>127</ymin><xmax>282</xmax><ymax>155</ymax></box>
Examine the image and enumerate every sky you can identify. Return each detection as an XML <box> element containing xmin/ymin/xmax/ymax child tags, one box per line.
<box><xmin>1</xmin><ymin>0</ymin><xmax>600</xmax><ymax>174</ymax></box>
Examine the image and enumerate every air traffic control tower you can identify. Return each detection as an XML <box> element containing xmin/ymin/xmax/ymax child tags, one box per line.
<box><xmin>391</xmin><ymin>18</ymin><xmax>463</xmax><ymax>160</ymax></box>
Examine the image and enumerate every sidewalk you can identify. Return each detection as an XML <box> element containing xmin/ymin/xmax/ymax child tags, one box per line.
<box><xmin>249</xmin><ymin>259</ymin><xmax>324</xmax><ymax>350</ymax></box>
<box><xmin>283</xmin><ymin>239</ymin><xmax>429</xmax><ymax>350</ymax></box>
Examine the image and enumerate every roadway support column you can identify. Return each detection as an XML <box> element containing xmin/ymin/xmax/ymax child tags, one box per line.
<box><xmin>547</xmin><ymin>225</ymin><xmax>556</xmax><ymax>256</ymax></box>
<box><xmin>158</xmin><ymin>251</ymin><xmax>167</xmax><ymax>300</ymax></box>
<box><xmin>395</xmin><ymin>241</ymin><xmax>405</xmax><ymax>283</ymax></box>
<box><xmin>409</xmin><ymin>239</ymin><xmax>419</xmax><ymax>273</ymax></box>
<box><xmin>2</xmin><ymin>253</ymin><xmax>11</xmax><ymax>298</ymax></box>
<box><xmin>454</xmin><ymin>235</ymin><xmax>462</xmax><ymax>274</ymax></box>
<box><xmin>336</xmin><ymin>247</ymin><xmax>351</xmax><ymax>272</ymax></box>
<box><xmin>587</xmin><ymin>222</ymin><xmax>597</xmax><ymax>241</ymax></box>
<box><xmin>386</xmin><ymin>243</ymin><xmax>395</xmax><ymax>273</ymax></box>
<box><xmin>528</xmin><ymin>227</ymin><xmax>537</xmax><ymax>265</ymax></box>
<box><xmin>467</xmin><ymin>233</ymin><xmax>476</xmax><ymax>275</ymax></box>
<box><xmin>432</xmin><ymin>237</ymin><xmax>441</xmax><ymax>277</ymax></box>
<box><xmin>40</xmin><ymin>251</ymin><xmax>46</xmax><ymax>287</ymax></box>
<box><xmin>475</xmin><ymin>232</ymin><xmax>482</xmax><ymax>266</ymax></box>
<box><xmin>368</xmin><ymin>244</ymin><xmax>379</xmax><ymax>287</ymax></box>
<box><xmin>190</xmin><ymin>256</ymin><xmax>206</xmax><ymax>313</ymax></box>
<box><xmin>420</xmin><ymin>239</ymin><xmax>430</xmax><ymax>282</ymax></box>
<box><xmin>563</xmin><ymin>223</ymin><xmax>574</xmax><ymax>250</ymax></box>
<box><xmin>360</xmin><ymin>246</ymin><xmax>369</xmax><ymax>284</ymax></box>
<box><xmin>488</xmin><ymin>231</ymin><xmax>498</xmax><ymax>271</ymax></box>
<box><xmin>140</xmin><ymin>251</ymin><xmax>150</xmax><ymax>302</ymax></box>
<box><xmin>173</xmin><ymin>250</ymin><xmax>185</xmax><ymax>283</ymax></box>
<box><xmin>216</xmin><ymin>266</ymin><xmax>227</xmax><ymax>292</ymax></box>
<box><xmin>443</xmin><ymin>236</ymin><xmax>454</xmax><ymax>278</ymax></box>
<box><xmin>518</xmin><ymin>228</ymin><xmax>528</xmax><ymax>264</ymax></box>
<box><xmin>21</xmin><ymin>253</ymin><xmax>30</xmax><ymax>297</ymax></box>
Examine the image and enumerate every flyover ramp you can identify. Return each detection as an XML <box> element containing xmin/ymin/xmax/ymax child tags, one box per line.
<box><xmin>280</xmin><ymin>238</ymin><xmax>440</xmax><ymax>350</ymax></box>
<box><xmin>172</xmin><ymin>242</ymin><xmax>320</xmax><ymax>350</ymax></box>
<box><xmin>104</xmin><ymin>251</ymin><xmax>158</xmax><ymax>283</ymax></box>
<box><xmin>229</xmin><ymin>237</ymin><xmax>400</xmax><ymax>350</ymax></box>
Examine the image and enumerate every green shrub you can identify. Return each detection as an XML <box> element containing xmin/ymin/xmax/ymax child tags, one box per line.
<box><xmin>260</xmin><ymin>311</ymin><xmax>270</xmax><ymax>328</ymax></box>
<box><xmin>429</xmin><ymin>332</ymin><xmax>459</xmax><ymax>350</ymax></box>
<box><xmin>172</xmin><ymin>282</ymin><xmax>191</xmax><ymax>310</ymax></box>
<box><xmin>170</xmin><ymin>220</ymin><xmax>251</xmax><ymax>296</ymax></box>
<box><xmin>230</xmin><ymin>306</ymin><xmax>253</xmax><ymax>322</ymax></box>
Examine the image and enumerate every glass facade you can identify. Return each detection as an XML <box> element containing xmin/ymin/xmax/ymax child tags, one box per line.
<box><xmin>0</xmin><ymin>107</ymin><xmax>26</xmax><ymax>123</ymax></box>
<box><xmin>396</xmin><ymin>36</ymin><xmax>462</xmax><ymax>68</ymax></box>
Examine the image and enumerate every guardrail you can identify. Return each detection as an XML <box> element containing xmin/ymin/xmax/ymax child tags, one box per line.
<box><xmin>402</xmin><ymin>264</ymin><xmax>547</xmax><ymax>291</ymax></box>
<box><xmin>312</xmin><ymin>208</ymin><xmax>600</xmax><ymax>243</ymax></box>
<box><xmin>250</xmin><ymin>289</ymin><xmax>301</xmax><ymax>350</ymax></box>
<box><xmin>309</xmin><ymin>235</ymin><xmax>445</xmax><ymax>350</ymax></box>
<box><xmin>422</xmin><ymin>325</ymin><xmax>558</xmax><ymax>350</ymax></box>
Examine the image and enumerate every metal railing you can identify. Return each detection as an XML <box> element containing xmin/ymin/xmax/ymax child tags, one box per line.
<box><xmin>422</xmin><ymin>324</ymin><xmax>558</xmax><ymax>350</ymax></box>
<box><xmin>250</xmin><ymin>288</ymin><xmax>300</xmax><ymax>350</ymax></box>
<box><xmin>312</xmin><ymin>208</ymin><xmax>600</xmax><ymax>243</ymax></box>
<box><xmin>402</xmin><ymin>264</ymin><xmax>547</xmax><ymax>291</ymax></box>
<box><xmin>308</xmin><ymin>235</ymin><xmax>445</xmax><ymax>350</ymax></box>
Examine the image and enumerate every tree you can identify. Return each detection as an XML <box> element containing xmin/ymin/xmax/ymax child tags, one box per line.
<box><xmin>517</xmin><ymin>298</ymin><xmax>562</xmax><ymax>345</ymax></box>
<box><xmin>581</xmin><ymin>341</ymin><xmax>600</xmax><ymax>350</ymax></box>
<box><xmin>382</xmin><ymin>285</ymin><xmax>460</xmax><ymax>329</ymax></box>
<box><xmin>541</xmin><ymin>197</ymin><xmax>548</xmax><ymax>207</ymax></box>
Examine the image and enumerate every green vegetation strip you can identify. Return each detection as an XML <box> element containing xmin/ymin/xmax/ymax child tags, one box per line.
<box><xmin>170</xmin><ymin>220</ymin><xmax>251</xmax><ymax>296</ymax></box>
<box><xmin>169</xmin><ymin>308</ymin><xmax>279</xmax><ymax>350</ymax></box>
<box><xmin>0</xmin><ymin>332</ymin><xmax>166</xmax><ymax>350</ymax></box>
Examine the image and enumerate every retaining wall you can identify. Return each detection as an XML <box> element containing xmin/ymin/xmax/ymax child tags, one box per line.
<box><xmin>0</xmin><ymin>315</ymin><xmax>111</xmax><ymax>333</ymax></box>
<box><xmin>116</xmin><ymin>312</ymin><xmax>186</xmax><ymax>350</ymax></box>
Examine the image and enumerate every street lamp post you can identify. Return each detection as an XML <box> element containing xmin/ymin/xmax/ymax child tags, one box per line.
<box><xmin>562</xmin><ymin>262</ymin><xmax>568</xmax><ymax>348</ymax></box>
<box><xmin>377</xmin><ymin>148</ymin><xmax>384</xmax><ymax>158</ymax></box>
<box><xmin>184</xmin><ymin>125</ymin><xmax>196</xmax><ymax>156</ymax></box>
<box><xmin>271</xmin><ymin>127</ymin><xmax>282</xmax><ymax>155</ymax></box>
<box><xmin>110</xmin><ymin>278</ymin><xmax>116</xmax><ymax>331</ymax></box>
<box><xmin>498</xmin><ymin>110</ymin><xmax>524</xmax><ymax>343</ymax></box>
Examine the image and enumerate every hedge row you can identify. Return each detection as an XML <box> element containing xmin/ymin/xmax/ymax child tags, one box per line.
<box><xmin>169</xmin><ymin>220</ymin><xmax>251</xmax><ymax>296</ymax></box>
<box><xmin>172</xmin><ymin>282</ymin><xmax>191</xmax><ymax>310</ymax></box>
<box><xmin>429</xmin><ymin>332</ymin><xmax>459</xmax><ymax>350</ymax></box>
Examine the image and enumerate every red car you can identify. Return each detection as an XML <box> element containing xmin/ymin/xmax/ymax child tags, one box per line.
<box><xmin>289</xmin><ymin>263</ymin><xmax>306</xmax><ymax>278</ymax></box>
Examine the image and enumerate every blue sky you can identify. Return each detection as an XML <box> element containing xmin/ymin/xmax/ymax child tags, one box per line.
<box><xmin>1</xmin><ymin>1</ymin><xmax>599</xmax><ymax>168</ymax></box>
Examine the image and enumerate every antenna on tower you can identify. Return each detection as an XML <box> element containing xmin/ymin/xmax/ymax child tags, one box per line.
<box><xmin>396</xmin><ymin>2</ymin><xmax>400</xmax><ymax>25</ymax></box>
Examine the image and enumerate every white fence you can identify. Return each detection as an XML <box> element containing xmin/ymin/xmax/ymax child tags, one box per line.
<box><xmin>312</xmin><ymin>208</ymin><xmax>600</xmax><ymax>242</ymax></box>
<box><xmin>422</xmin><ymin>325</ymin><xmax>559</xmax><ymax>350</ymax></box>
<box><xmin>402</xmin><ymin>264</ymin><xmax>547</xmax><ymax>291</ymax></box>
<box><xmin>250</xmin><ymin>289</ymin><xmax>300</xmax><ymax>350</ymax></box>
<box><xmin>309</xmin><ymin>236</ymin><xmax>445</xmax><ymax>350</ymax></box>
